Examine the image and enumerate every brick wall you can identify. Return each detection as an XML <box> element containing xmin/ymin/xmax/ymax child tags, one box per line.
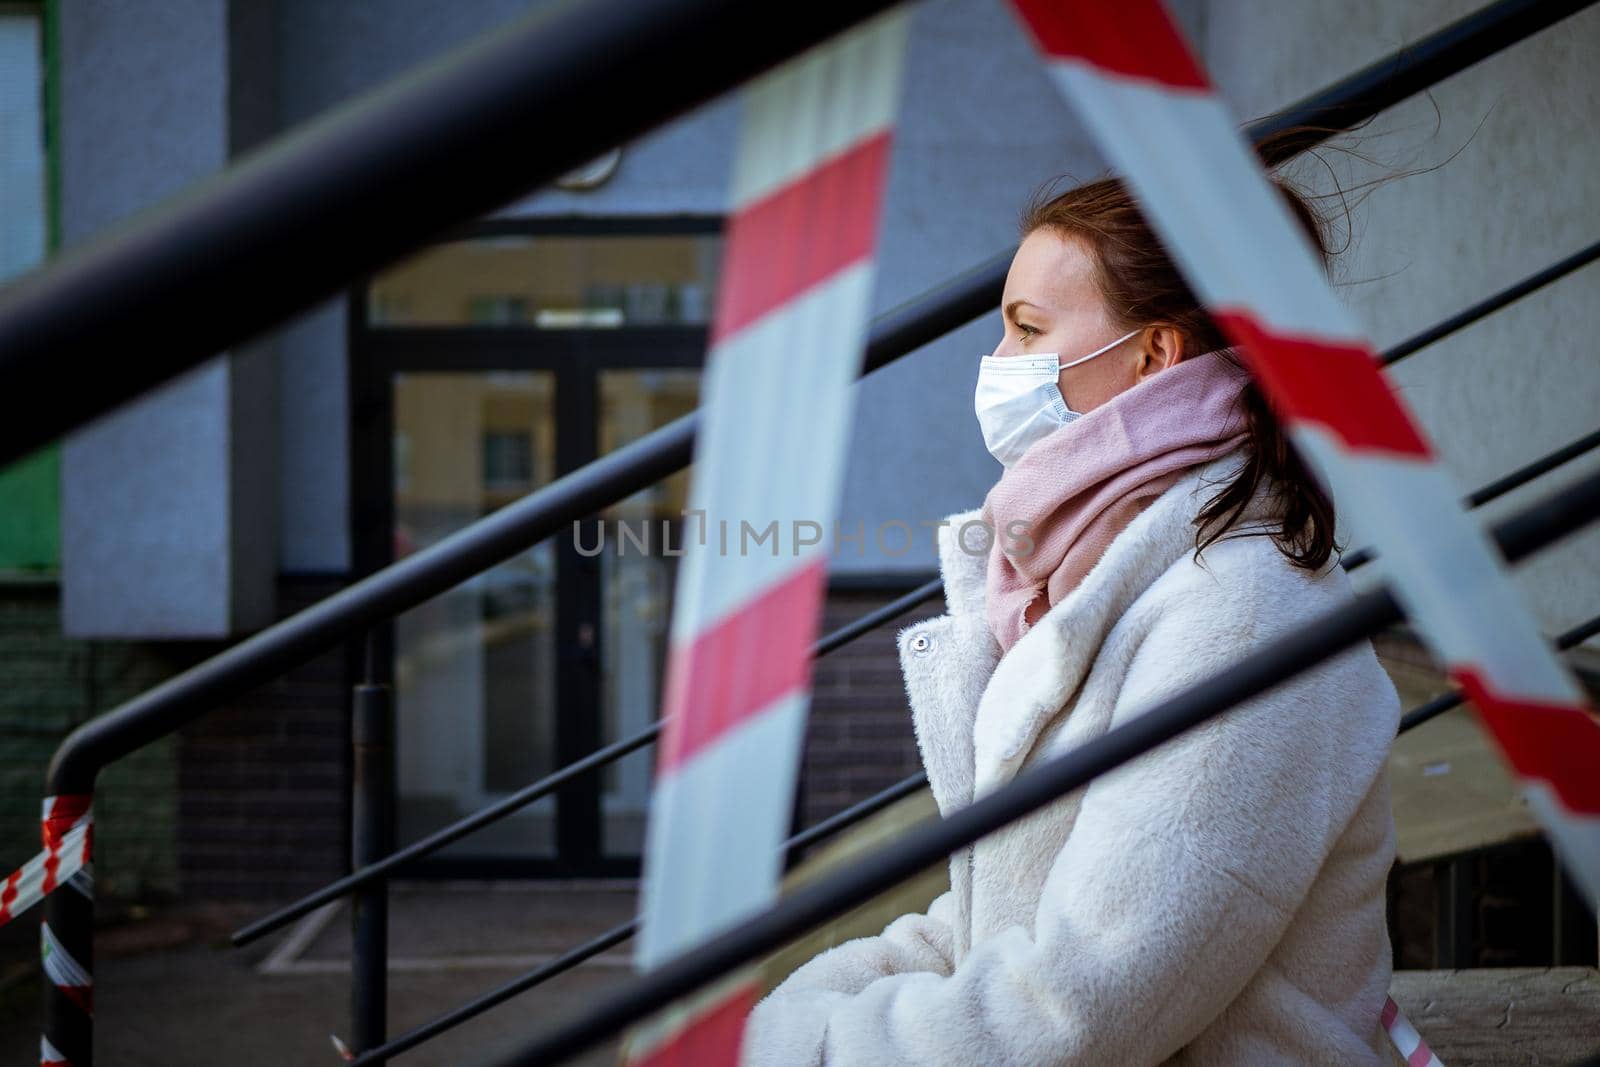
<box><xmin>0</xmin><ymin>575</ymin><xmax>354</xmax><ymax>905</ymax></box>
<box><xmin>177</xmin><ymin>575</ymin><xmax>350</xmax><ymax>900</ymax></box>
<box><xmin>798</xmin><ymin>585</ymin><xmax>931</xmax><ymax>832</ymax></box>
<box><xmin>0</xmin><ymin>575</ymin><xmax>934</xmax><ymax>901</ymax></box>
<box><xmin>0</xmin><ymin>579</ymin><xmax>187</xmax><ymax>900</ymax></box>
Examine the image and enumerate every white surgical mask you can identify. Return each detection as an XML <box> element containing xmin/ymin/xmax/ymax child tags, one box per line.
<box><xmin>974</xmin><ymin>329</ymin><xmax>1138</xmax><ymax>468</ymax></box>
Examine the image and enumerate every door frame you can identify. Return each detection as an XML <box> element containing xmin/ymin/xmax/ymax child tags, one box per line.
<box><xmin>348</xmin><ymin>215</ymin><xmax>718</xmax><ymax>877</ymax></box>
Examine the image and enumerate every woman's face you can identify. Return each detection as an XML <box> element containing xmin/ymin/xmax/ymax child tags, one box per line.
<box><xmin>992</xmin><ymin>228</ymin><xmax>1172</xmax><ymax>413</ymax></box>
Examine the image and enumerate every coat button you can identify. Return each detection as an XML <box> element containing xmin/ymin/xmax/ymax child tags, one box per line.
<box><xmin>909</xmin><ymin>632</ymin><xmax>932</xmax><ymax>654</ymax></box>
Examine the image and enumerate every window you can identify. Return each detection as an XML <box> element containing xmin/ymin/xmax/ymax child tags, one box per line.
<box><xmin>467</xmin><ymin>295</ymin><xmax>532</xmax><ymax>326</ymax></box>
<box><xmin>369</xmin><ymin>231</ymin><xmax>721</xmax><ymax>328</ymax></box>
<box><xmin>482</xmin><ymin>430</ymin><xmax>533</xmax><ymax>490</ymax></box>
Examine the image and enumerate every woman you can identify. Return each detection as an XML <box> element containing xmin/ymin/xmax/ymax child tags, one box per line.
<box><xmin>742</xmin><ymin>172</ymin><xmax>1401</xmax><ymax>1065</ymax></box>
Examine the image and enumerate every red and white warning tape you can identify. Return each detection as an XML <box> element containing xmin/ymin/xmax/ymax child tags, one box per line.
<box><xmin>41</xmin><ymin>916</ymin><xmax>92</xmax><ymax>1013</ymax></box>
<box><xmin>626</xmin><ymin>10</ymin><xmax>910</xmax><ymax>1066</ymax></box>
<box><xmin>42</xmin><ymin>1036</ymin><xmax>71</xmax><ymax>1067</ymax></box>
<box><xmin>1383</xmin><ymin>995</ymin><xmax>1443</xmax><ymax>1067</ymax></box>
<box><xmin>1008</xmin><ymin>0</ymin><xmax>1600</xmax><ymax>1060</ymax></box>
<box><xmin>0</xmin><ymin>795</ymin><xmax>92</xmax><ymax>930</ymax></box>
<box><xmin>3</xmin><ymin>796</ymin><xmax>93</xmax><ymax>1066</ymax></box>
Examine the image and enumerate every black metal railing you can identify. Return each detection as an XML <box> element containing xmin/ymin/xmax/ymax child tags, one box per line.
<box><xmin>474</xmin><ymin>468</ymin><xmax>1600</xmax><ymax>1067</ymax></box>
<box><xmin>341</xmin><ymin>606</ymin><xmax>1600</xmax><ymax>1067</ymax></box>
<box><xmin>344</xmin><ymin>769</ymin><xmax>939</xmax><ymax>1066</ymax></box>
<box><xmin>237</xmin><ymin>403</ymin><xmax>1600</xmax><ymax>1065</ymax></box>
<box><xmin>0</xmin><ymin>0</ymin><xmax>905</xmax><ymax>470</ymax></box>
<box><xmin>0</xmin><ymin>0</ymin><xmax>1590</xmax><ymax>1063</ymax></box>
<box><xmin>229</xmin><ymin>587</ymin><xmax>942</xmax><ymax>947</ymax></box>
<box><xmin>231</xmin><ymin>224</ymin><xmax>1600</xmax><ymax>947</ymax></box>
<box><xmin>235</xmin><ymin>409</ymin><xmax>1600</xmax><ymax>951</ymax></box>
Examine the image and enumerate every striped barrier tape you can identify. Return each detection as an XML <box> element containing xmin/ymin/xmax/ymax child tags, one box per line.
<box><xmin>0</xmin><ymin>796</ymin><xmax>91</xmax><ymax>930</ymax></box>
<box><xmin>0</xmin><ymin>795</ymin><xmax>94</xmax><ymax>1066</ymax></box>
<box><xmin>626</xmin><ymin>9</ymin><xmax>911</xmax><ymax>1066</ymax></box>
<box><xmin>1384</xmin><ymin>995</ymin><xmax>1444</xmax><ymax>1067</ymax></box>
<box><xmin>1007</xmin><ymin>0</ymin><xmax>1600</xmax><ymax>902</ymax></box>
<box><xmin>1008</xmin><ymin>0</ymin><xmax>1600</xmax><ymax>1059</ymax></box>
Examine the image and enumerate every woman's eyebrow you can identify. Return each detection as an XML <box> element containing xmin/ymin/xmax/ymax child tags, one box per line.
<box><xmin>1004</xmin><ymin>299</ymin><xmax>1045</xmax><ymax>321</ymax></box>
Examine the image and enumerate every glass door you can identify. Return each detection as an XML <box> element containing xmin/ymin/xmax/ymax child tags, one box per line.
<box><xmin>353</xmin><ymin>221</ymin><xmax>718</xmax><ymax>875</ymax></box>
<box><xmin>596</xmin><ymin>369</ymin><xmax>700</xmax><ymax>856</ymax></box>
<box><xmin>391</xmin><ymin>371</ymin><xmax>560</xmax><ymax>858</ymax></box>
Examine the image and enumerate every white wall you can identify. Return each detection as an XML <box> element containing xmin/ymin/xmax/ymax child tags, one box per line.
<box><xmin>58</xmin><ymin>0</ymin><xmax>278</xmax><ymax>638</ymax></box>
<box><xmin>1199</xmin><ymin>0</ymin><xmax>1600</xmax><ymax>646</ymax></box>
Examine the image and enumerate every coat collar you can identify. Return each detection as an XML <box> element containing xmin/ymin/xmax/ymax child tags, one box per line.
<box><xmin>936</xmin><ymin>451</ymin><xmax>1271</xmax><ymax>796</ymax></box>
<box><xmin>934</xmin><ymin>508</ymin><xmax>991</xmax><ymax>617</ymax></box>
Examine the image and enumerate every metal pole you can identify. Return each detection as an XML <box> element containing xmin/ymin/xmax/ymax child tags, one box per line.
<box><xmin>234</xmin><ymin>720</ymin><xmax>662</xmax><ymax>947</ymax></box>
<box><xmin>41</xmin><ymin>825</ymin><xmax>92</xmax><ymax>1067</ymax></box>
<box><xmin>236</xmin><ymin>577</ymin><xmax>945</xmax><ymax>946</ymax></box>
<box><xmin>1250</xmin><ymin>0</ymin><xmax>1595</xmax><ymax>164</ymax></box>
<box><xmin>344</xmin><ymin>769</ymin><xmax>936</xmax><ymax>1066</ymax></box>
<box><xmin>1343</xmin><ymin>429</ymin><xmax>1600</xmax><ymax>571</ymax></box>
<box><xmin>1432</xmin><ymin>856</ymin><xmax>1477</xmax><ymax>968</ymax></box>
<box><xmin>349</xmin><ymin>640</ymin><xmax>394</xmax><ymax>1060</ymax></box>
<box><xmin>1379</xmin><ymin>239</ymin><xmax>1600</xmax><ymax>367</ymax></box>
<box><xmin>1397</xmin><ymin>611</ymin><xmax>1600</xmax><ymax>734</ymax></box>
<box><xmin>0</xmin><ymin>0</ymin><xmax>902</xmax><ymax>468</ymax></box>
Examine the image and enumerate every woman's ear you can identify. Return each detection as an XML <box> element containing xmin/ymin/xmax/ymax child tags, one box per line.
<box><xmin>1134</xmin><ymin>325</ymin><xmax>1186</xmax><ymax>383</ymax></box>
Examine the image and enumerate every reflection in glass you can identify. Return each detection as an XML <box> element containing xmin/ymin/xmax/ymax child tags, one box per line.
<box><xmin>368</xmin><ymin>233</ymin><xmax>721</xmax><ymax>328</ymax></box>
<box><xmin>598</xmin><ymin>370</ymin><xmax>700</xmax><ymax>856</ymax></box>
<box><xmin>392</xmin><ymin>372</ymin><xmax>558</xmax><ymax>858</ymax></box>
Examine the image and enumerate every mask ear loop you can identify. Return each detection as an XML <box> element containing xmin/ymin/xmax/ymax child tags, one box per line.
<box><xmin>1057</xmin><ymin>328</ymin><xmax>1140</xmax><ymax>370</ymax></box>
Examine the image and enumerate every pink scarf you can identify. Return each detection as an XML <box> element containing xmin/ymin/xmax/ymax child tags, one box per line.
<box><xmin>981</xmin><ymin>349</ymin><xmax>1253</xmax><ymax>652</ymax></box>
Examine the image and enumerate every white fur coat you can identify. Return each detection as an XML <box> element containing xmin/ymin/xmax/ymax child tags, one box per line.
<box><xmin>743</xmin><ymin>456</ymin><xmax>1401</xmax><ymax>1065</ymax></box>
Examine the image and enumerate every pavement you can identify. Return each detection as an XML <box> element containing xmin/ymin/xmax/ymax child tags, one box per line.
<box><xmin>0</xmin><ymin>780</ymin><xmax>947</xmax><ymax>1067</ymax></box>
<box><xmin>2</xmin><ymin>842</ymin><xmax>1596</xmax><ymax>1067</ymax></box>
<box><xmin>0</xmin><ymin>881</ymin><xmax>639</xmax><ymax>1067</ymax></box>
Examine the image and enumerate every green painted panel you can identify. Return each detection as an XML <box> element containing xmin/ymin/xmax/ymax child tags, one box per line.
<box><xmin>0</xmin><ymin>4</ymin><xmax>60</xmax><ymax>574</ymax></box>
<box><xmin>0</xmin><ymin>445</ymin><xmax>59</xmax><ymax>571</ymax></box>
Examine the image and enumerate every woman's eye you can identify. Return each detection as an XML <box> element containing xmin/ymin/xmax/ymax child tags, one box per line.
<box><xmin>1017</xmin><ymin>323</ymin><xmax>1039</xmax><ymax>339</ymax></box>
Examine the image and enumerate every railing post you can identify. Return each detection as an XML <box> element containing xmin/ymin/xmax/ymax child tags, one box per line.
<box><xmin>41</xmin><ymin>793</ymin><xmax>94</xmax><ymax>1067</ymax></box>
<box><xmin>350</xmin><ymin>631</ymin><xmax>394</xmax><ymax>1061</ymax></box>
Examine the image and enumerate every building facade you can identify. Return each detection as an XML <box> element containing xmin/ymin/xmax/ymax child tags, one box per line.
<box><xmin>0</xmin><ymin>0</ymin><xmax>1596</xmax><ymax>908</ymax></box>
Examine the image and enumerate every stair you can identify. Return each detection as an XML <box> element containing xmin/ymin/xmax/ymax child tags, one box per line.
<box><xmin>1389</xmin><ymin>968</ymin><xmax>1600</xmax><ymax>1065</ymax></box>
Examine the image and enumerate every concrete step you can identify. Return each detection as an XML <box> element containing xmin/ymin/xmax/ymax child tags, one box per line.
<box><xmin>1389</xmin><ymin>967</ymin><xmax>1599</xmax><ymax>1065</ymax></box>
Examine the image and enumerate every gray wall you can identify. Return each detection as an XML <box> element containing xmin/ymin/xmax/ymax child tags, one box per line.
<box><xmin>1200</xmin><ymin>0</ymin><xmax>1600</xmax><ymax>642</ymax></box>
<box><xmin>59</xmin><ymin>0</ymin><xmax>276</xmax><ymax>637</ymax></box>
<box><xmin>267</xmin><ymin>0</ymin><xmax>742</xmax><ymax>573</ymax></box>
<box><xmin>829</xmin><ymin>0</ymin><xmax>1101</xmax><ymax>573</ymax></box>
<box><xmin>60</xmin><ymin>0</ymin><xmax>1599</xmax><ymax>639</ymax></box>
<box><xmin>271</xmin><ymin>0</ymin><xmax>550</xmax><ymax>574</ymax></box>
<box><xmin>268</xmin><ymin>0</ymin><xmax>1109</xmax><ymax>576</ymax></box>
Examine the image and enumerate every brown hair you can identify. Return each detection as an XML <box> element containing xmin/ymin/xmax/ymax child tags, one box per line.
<box><xmin>1018</xmin><ymin>150</ymin><xmax>1340</xmax><ymax>572</ymax></box>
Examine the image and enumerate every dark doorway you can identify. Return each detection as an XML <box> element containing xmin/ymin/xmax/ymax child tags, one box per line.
<box><xmin>350</xmin><ymin>218</ymin><xmax>717</xmax><ymax>876</ymax></box>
